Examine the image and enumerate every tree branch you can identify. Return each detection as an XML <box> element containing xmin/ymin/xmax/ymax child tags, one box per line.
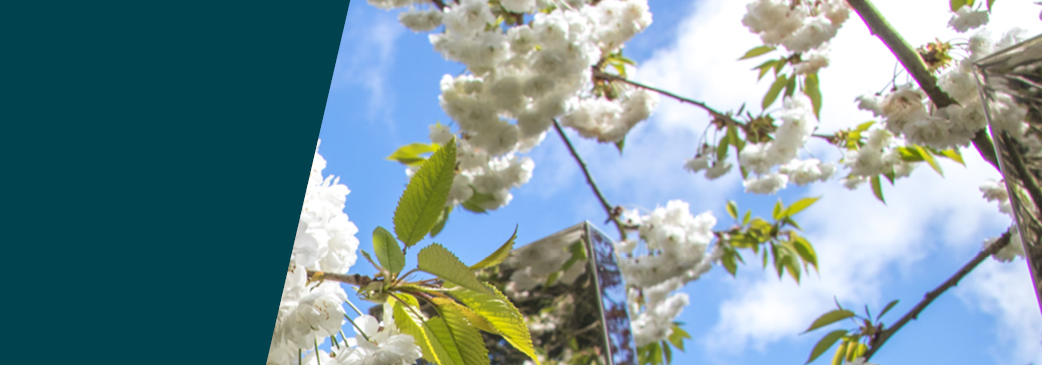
<box><xmin>846</xmin><ymin>0</ymin><xmax>1001</xmax><ymax>171</ymax></box>
<box><xmin>863</xmin><ymin>228</ymin><xmax>1012</xmax><ymax>360</ymax></box>
<box><xmin>551</xmin><ymin>118</ymin><xmax>629</xmax><ymax>241</ymax></box>
<box><xmin>306</xmin><ymin>270</ymin><xmax>377</xmax><ymax>287</ymax></box>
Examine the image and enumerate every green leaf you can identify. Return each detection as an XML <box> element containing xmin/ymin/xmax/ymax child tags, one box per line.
<box><xmin>418</xmin><ymin>243</ymin><xmax>490</xmax><ymax>294</ymax></box>
<box><xmin>387</xmin><ymin>143</ymin><xmax>440</xmax><ymax>166</ymax></box>
<box><xmin>855</xmin><ymin>121</ymin><xmax>875</xmax><ymax>132</ymax></box>
<box><xmin>871</xmin><ymin>175</ymin><xmax>885</xmax><ymax>204</ymax></box>
<box><xmin>667</xmin><ymin>323</ymin><xmax>690</xmax><ymax>351</ymax></box>
<box><xmin>832</xmin><ymin>340</ymin><xmax>848</xmax><ymax>365</ymax></box>
<box><xmin>896</xmin><ymin>146</ymin><xmax>925</xmax><ymax>162</ymax></box>
<box><xmin>743</xmin><ymin>210</ymin><xmax>752</xmax><ymax>225</ymax></box>
<box><xmin>722</xmin><ymin>250</ymin><xmax>738</xmax><ymax>276</ymax></box>
<box><xmin>460</xmin><ymin>189</ymin><xmax>495</xmax><ymax>214</ymax></box>
<box><xmin>456</xmin><ymin>304</ymin><xmax>499</xmax><ymax>334</ymax></box>
<box><xmin>430</xmin><ymin>205</ymin><xmax>453</xmax><ymax>238</ymax></box>
<box><xmin>394</xmin><ymin>139</ymin><xmax>458</xmax><ymax>248</ymax></box>
<box><xmin>806</xmin><ymin>329</ymin><xmax>849</xmax><ymax>364</ymax></box>
<box><xmin>763</xmin><ymin>74</ymin><xmax>788</xmax><ymax>110</ymax></box>
<box><xmin>773</xmin><ymin>59</ymin><xmax>787</xmax><ymax>75</ymax></box>
<box><xmin>915</xmin><ymin>145</ymin><xmax>943</xmax><ymax>176</ymax></box>
<box><xmin>615</xmin><ymin>138</ymin><xmax>626</xmax><ymax>155</ymax></box>
<box><xmin>717</xmin><ymin>134</ymin><xmax>731</xmax><ymax>162</ymax></box>
<box><xmin>470</xmin><ymin>226</ymin><xmax>518</xmax><ymax>270</ymax></box>
<box><xmin>429</xmin><ymin>297</ymin><xmax>491</xmax><ymax>365</ymax></box>
<box><xmin>784</xmin><ymin>74</ymin><xmax>798</xmax><ymax>98</ymax></box>
<box><xmin>876</xmin><ymin>299</ymin><xmax>899</xmax><ymax>321</ymax></box>
<box><xmin>791</xmin><ymin>235</ymin><xmax>819</xmax><ymax>270</ymax></box>
<box><xmin>931</xmin><ymin>147</ymin><xmax>965</xmax><ymax>166</ymax></box>
<box><xmin>772</xmin><ymin>199</ymin><xmax>784</xmax><ymax>221</ymax></box>
<box><xmin>755</xmin><ymin>59</ymin><xmax>778</xmax><ymax>80</ymax></box>
<box><xmin>950</xmin><ymin>0</ymin><xmax>968</xmax><ymax>12</ymax></box>
<box><xmin>560</xmin><ymin>240</ymin><xmax>588</xmax><ymax>272</ymax></box>
<box><xmin>987</xmin><ymin>0</ymin><xmax>995</xmax><ymax>11</ymax></box>
<box><xmin>446</xmin><ymin>282</ymin><xmax>540</xmax><ymax>365</ymax></box>
<box><xmin>804</xmin><ymin>73</ymin><xmax>823</xmax><ymax>119</ymax></box>
<box><xmin>728</xmin><ymin>124</ymin><xmax>744</xmax><ymax>153</ymax></box>
<box><xmin>390</xmin><ymin>294</ymin><xmax>441</xmax><ymax>364</ymax></box>
<box><xmin>373</xmin><ymin>226</ymin><xmax>406</xmax><ymax>275</ymax></box>
<box><xmin>782</xmin><ymin>196</ymin><xmax>821</xmax><ymax>218</ymax></box>
<box><xmin>739</xmin><ymin>45</ymin><xmax>776</xmax><ymax>60</ymax></box>
<box><xmin>662</xmin><ymin>340</ymin><xmax>673</xmax><ymax>364</ymax></box>
<box><xmin>726</xmin><ymin>201</ymin><xmax>739</xmax><ymax>220</ymax></box>
<box><xmin>803</xmin><ymin>309</ymin><xmax>856</xmax><ymax>333</ymax></box>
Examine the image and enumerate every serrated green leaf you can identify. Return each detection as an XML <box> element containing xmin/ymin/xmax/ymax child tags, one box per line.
<box><xmin>791</xmin><ymin>235</ymin><xmax>819</xmax><ymax>270</ymax></box>
<box><xmin>763</xmin><ymin>74</ymin><xmax>788</xmax><ymax>110</ymax></box>
<box><xmin>373</xmin><ymin>226</ymin><xmax>406</xmax><ymax>275</ymax></box>
<box><xmin>871</xmin><ymin>175</ymin><xmax>885</xmax><ymax>204</ymax></box>
<box><xmin>394</xmin><ymin>139</ymin><xmax>458</xmax><ymax>248</ymax></box>
<box><xmin>418</xmin><ymin>243</ymin><xmax>490</xmax><ymax>294</ymax></box>
<box><xmin>446</xmin><ymin>282</ymin><xmax>540</xmax><ymax>365</ymax></box>
<box><xmin>772</xmin><ymin>200</ymin><xmax>784</xmax><ymax>221</ymax></box>
<box><xmin>470</xmin><ymin>226</ymin><xmax>518</xmax><ymax>270</ymax></box>
<box><xmin>387</xmin><ymin>143</ymin><xmax>440</xmax><ymax>166</ymax></box>
<box><xmin>430</xmin><ymin>205</ymin><xmax>452</xmax><ymax>238</ymax></box>
<box><xmin>743</xmin><ymin>210</ymin><xmax>752</xmax><ymax>225</ymax></box>
<box><xmin>774</xmin><ymin>59</ymin><xmax>787</xmax><ymax>75</ymax></box>
<box><xmin>429</xmin><ymin>297</ymin><xmax>491</xmax><ymax>365</ymax></box>
<box><xmin>649</xmin><ymin>342</ymin><xmax>662</xmax><ymax>365</ymax></box>
<box><xmin>896</xmin><ymin>146</ymin><xmax>924</xmax><ymax>162</ymax></box>
<box><xmin>950</xmin><ymin>0</ymin><xmax>968</xmax><ymax>12</ymax></box>
<box><xmin>876</xmin><ymin>299</ymin><xmax>899</xmax><ymax>321</ymax></box>
<box><xmin>915</xmin><ymin>145</ymin><xmax>943</xmax><ymax>176</ymax></box>
<box><xmin>456</xmin><ymin>303</ymin><xmax>499</xmax><ymax>334</ymax></box>
<box><xmin>806</xmin><ymin>329</ymin><xmax>849</xmax><ymax>364</ymax></box>
<box><xmin>803</xmin><ymin>309</ymin><xmax>856</xmax><ymax>333</ymax></box>
<box><xmin>804</xmin><ymin>73</ymin><xmax>823</xmax><ymax>118</ymax></box>
<box><xmin>391</xmin><ymin>294</ymin><xmax>444</xmax><ymax>365</ymax></box>
<box><xmin>739</xmin><ymin>45</ymin><xmax>776</xmax><ymax>60</ymax></box>
<box><xmin>726</xmin><ymin>201</ymin><xmax>739</xmax><ymax>220</ymax></box>
<box><xmin>783</xmin><ymin>196</ymin><xmax>821</xmax><ymax>218</ymax></box>
<box><xmin>856</xmin><ymin>121</ymin><xmax>875</xmax><ymax>132</ymax></box>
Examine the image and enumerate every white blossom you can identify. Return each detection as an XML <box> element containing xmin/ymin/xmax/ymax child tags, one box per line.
<box><xmin>948</xmin><ymin>5</ymin><xmax>989</xmax><ymax>33</ymax></box>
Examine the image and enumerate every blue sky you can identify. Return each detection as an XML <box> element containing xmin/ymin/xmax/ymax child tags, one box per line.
<box><xmin>314</xmin><ymin>0</ymin><xmax>1042</xmax><ymax>363</ymax></box>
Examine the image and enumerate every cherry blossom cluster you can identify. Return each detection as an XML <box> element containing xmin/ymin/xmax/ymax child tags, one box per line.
<box><xmin>741</xmin><ymin>0</ymin><xmax>851</xmax><ymax>74</ymax></box>
<box><xmin>614</xmin><ymin>200</ymin><xmax>723</xmax><ymax>346</ymax></box>
<box><xmin>980</xmin><ymin>179</ymin><xmax>1027</xmax><ymax>263</ymax></box>
<box><xmin>739</xmin><ymin>95</ymin><xmax>836</xmax><ymax>194</ymax></box>
<box><xmin>268</xmin><ymin>142</ymin><xmax>422</xmax><ymax>365</ymax></box>
<box><xmin>373</xmin><ymin>0</ymin><xmax>659</xmax><ymax>211</ymax></box>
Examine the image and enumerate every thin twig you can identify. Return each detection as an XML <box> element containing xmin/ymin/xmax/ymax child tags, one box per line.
<box><xmin>592</xmin><ymin>69</ymin><xmax>742</xmax><ymax>125</ymax></box>
<box><xmin>551</xmin><ymin>118</ymin><xmax>629</xmax><ymax>241</ymax></box>
<box><xmin>863</xmin><ymin>228</ymin><xmax>1012</xmax><ymax>360</ymax></box>
<box><xmin>846</xmin><ymin>0</ymin><xmax>1001</xmax><ymax>172</ymax></box>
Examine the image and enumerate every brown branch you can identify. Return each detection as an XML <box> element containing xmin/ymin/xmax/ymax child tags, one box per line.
<box><xmin>551</xmin><ymin>118</ymin><xmax>629</xmax><ymax>241</ymax></box>
<box><xmin>306</xmin><ymin>270</ymin><xmax>377</xmax><ymax>287</ymax></box>
<box><xmin>846</xmin><ymin>0</ymin><xmax>1001</xmax><ymax>172</ymax></box>
<box><xmin>431</xmin><ymin>0</ymin><xmax>446</xmax><ymax>11</ymax></box>
<box><xmin>863</xmin><ymin>228</ymin><xmax>1012</xmax><ymax>360</ymax></box>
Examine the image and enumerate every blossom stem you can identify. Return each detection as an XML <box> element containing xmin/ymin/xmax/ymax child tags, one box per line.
<box><xmin>315</xmin><ymin>337</ymin><xmax>322</xmax><ymax>365</ymax></box>
<box><xmin>343</xmin><ymin>313</ymin><xmax>372</xmax><ymax>343</ymax></box>
<box><xmin>863</xmin><ymin>228</ymin><xmax>1012</xmax><ymax>360</ymax></box>
<box><xmin>592</xmin><ymin>68</ymin><xmax>744</xmax><ymax>126</ymax></box>
<box><xmin>345</xmin><ymin>299</ymin><xmax>365</xmax><ymax>316</ymax></box>
<box><xmin>846</xmin><ymin>0</ymin><xmax>1001</xmax><ymax>171</ymax></box>
<box><xmin>552</xmin><ymin>118</ymin><xmax>629</xmax><ymax>240</ymax></box>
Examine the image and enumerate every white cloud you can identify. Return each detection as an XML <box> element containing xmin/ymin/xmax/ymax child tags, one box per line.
<box><xmin>627</xmin><ymin>0</ymin><xmax>1042</xmax><ymax>360</ymax></box>
<box><xmin>958</xmin><ymin>259</ymin><xmax>1042</xmax><ymax>364</ymax></box>
<box><xmin>330</xmin><ymin>6</ymin><xmax>404</xmax><ymax>127</ymax></box>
